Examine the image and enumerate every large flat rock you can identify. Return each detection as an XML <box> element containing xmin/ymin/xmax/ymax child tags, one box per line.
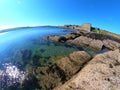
<box><xmin>54</xmin><ymin>50</ymin><xmax>120</xmax><ymax>90</ymax></box>
<box><xmin>103</xmin><ymin>39</ymin><xmax>120</xmax><ymax>50</ymax></box>
<box><xmin>68</xmin><ymin>36</ymin><xmax>103</xmax><ymax>51</ymax></box>
<box><xmin>34</xmin><ymin>51</ymin><xmax>91</xmax><ymax>90</ymax></box>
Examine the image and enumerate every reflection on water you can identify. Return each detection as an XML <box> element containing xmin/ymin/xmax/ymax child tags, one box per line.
<box><xmin>0</xmin><ymin>27</ymin><xmax>108</xmax><ymax>89</ymax></box>
<box><xmin>0</xmin><ymin>27</ymin><xmax>78</xmax><ymax>89</ymax></box>
<box><xmin>0</xmin><ymin>27</ymin><xmax>108</xmax><ymax>90</ymax></box>
<box><xmin>0</xmin><ymin>63</ymin><xmax>25</xmax><ymax>89</ymax></box>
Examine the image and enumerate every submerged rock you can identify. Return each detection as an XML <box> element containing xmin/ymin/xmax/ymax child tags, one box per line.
<box><xmin>54</xmin><ymin>50</ymin><xmax>120</xmax><ymax>90</ymax></box>
<box><xmin>33</xmin><ymin>51</ymin><xmax>91</xmax><ymax>90</ymax></box>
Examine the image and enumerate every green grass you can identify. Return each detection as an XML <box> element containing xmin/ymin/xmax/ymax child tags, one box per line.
<box><xmin>92</xmin><ymin>29</ymin><xmax>120</xmax><ymax>38</ymax></box>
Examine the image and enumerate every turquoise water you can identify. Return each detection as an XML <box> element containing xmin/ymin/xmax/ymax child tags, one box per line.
<box><xmin>0</xmin><ymin>27</ymin><xmax>76</xmax><ymax>61</ymax></box>
<box><xmin>0</xmin><ymin>27</ymin><xmax>80</xmax><ymax>89</ymax></box>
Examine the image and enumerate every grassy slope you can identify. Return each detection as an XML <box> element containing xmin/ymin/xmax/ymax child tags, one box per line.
<box><xmin>92</xmin><ymin>29</ymin><xmax>120</xmax><ymax>39</ymax></box>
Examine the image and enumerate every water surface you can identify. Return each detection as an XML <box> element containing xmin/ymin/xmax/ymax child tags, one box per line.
<box><xmin>0</xmin><ymin>27</ymin><xmax>80</xmax><ymax>89</ymax></box>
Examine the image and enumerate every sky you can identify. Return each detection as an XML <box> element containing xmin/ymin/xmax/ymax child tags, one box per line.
<box><xmin>0</xmin><ymin>0</ymin><xmax>120</xmax><ymax>34</ymax></box>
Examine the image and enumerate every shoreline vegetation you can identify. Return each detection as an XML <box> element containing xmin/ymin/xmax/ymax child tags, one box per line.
<box><xmin>1</xmin><ymin>23</ymin><xmax>120</xmax><ymax>90</ymax></box>
<box><xmin>0</xmin><ymin>26</ymin><xmax>58</xmax><ymax>33</ymax></box>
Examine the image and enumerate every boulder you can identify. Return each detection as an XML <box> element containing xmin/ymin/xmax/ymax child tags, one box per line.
<box><xmin>89</xmin><ymin>39</ymin><xmax>103</xmax><ymax>51</ymax></box>
<box><xmin>54</xmin><ymin>50</ymin><xmax>120</xmax><ymax>90</ymax></box>
<box><xmin>47</xmin><ymin>36</ymin><xmax>61</xmax><ymax>42</ymax></box>
<box><xmin>69</xmin><ymin>51</ymin><xmax>91</xmax><ymax>67</ymax></box>
<box><xmin>55</xmin><ymin>51</ymin><xmax>91</xmax><ymax>78</ymax></box>
<box><xmin>103</xmin><ymin>39</ymin><xmax>120</xmax><ymax>50</ymax></box>
<box><xmin>47</xmin><ymin>36</ymin><xmax>68</xmax><ymax>42</ymax></box>
<box><xmin>68</xmin><ymin>36</ymin><xmax>103</xmax><ymax>51</ymax></box>
<box><xmin>62</xmin><ymin>34</ymin><xmax>77</xmax><ymax>40</ymax></box>
<box><xmin>47</xmin><ymin>30</ymin><xmax>120</xmax><ymax>51</ymax></box>
<box><xmin>68</xmin><ymin>36</ymin><xmax>92</xmax><ymax>46</ymax></box>
<box><xmin>47</xmin><ymin>33</ymin><xmax>79</xmax><ymax>43</ymax></box>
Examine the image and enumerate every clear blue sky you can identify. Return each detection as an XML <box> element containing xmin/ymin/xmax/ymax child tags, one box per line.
<box><xmin>0</xmin><ymin>0</ymin><xmax>120</xmax><ymax>34</ymax></box>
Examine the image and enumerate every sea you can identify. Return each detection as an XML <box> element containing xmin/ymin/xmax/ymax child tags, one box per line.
<box><xmin>0</xmin><ymin>26</ymin><xmax>82</xmax><ymax>90</ymax></box>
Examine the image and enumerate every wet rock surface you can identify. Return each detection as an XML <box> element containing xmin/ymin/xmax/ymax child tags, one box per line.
<box><xmin>54</xmin><ymin>50</ymin><xmax>120</xmax><ymax>90</ymax></box>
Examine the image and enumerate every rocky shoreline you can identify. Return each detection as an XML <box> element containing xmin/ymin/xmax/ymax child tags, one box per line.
<box><xmin>43</xmin><ymin>24</ymin><xmax>120</xmax><ymax>90</ymax></box>
<box><xmin>47</xmin><ymin>30</ymin><xmax>120</xmax><ymax>51</ymax></box>
<box><xmin>1</xmin><ymin>24</ymin><xmax>120</xmax><ymax>90</ymax></box>
<box><xmin>54</xmin><ymin>50</ymin><xmax>120</xmax><ymax>90</ymax></box>
<box><xmin>28</xmin><ymin>49</ymin><xmax>120</xmax><ymax>90</ymax></box>
<box><xmin>33</xmin><ymin>51</ymin><xmax>91</xmax><ymax>90</ymax></box>
<box><xmin>19</xmin><ymin>24</ymin><xmax>120</xmax><ymax>90</ymax></box>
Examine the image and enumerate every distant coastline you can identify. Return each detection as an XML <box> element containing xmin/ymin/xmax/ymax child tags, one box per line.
<box><xmin>0</xmin><ymin>26</ymin><xmax>58</xmax><ymax>33</ymax></box>
<box><xmin>0</xmin><ymin>24</ymin><xmax>119</xmax><ymax>37</ymax></box>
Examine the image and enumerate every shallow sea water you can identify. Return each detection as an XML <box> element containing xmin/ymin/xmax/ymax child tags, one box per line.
<box><xmin>0</xmin><ymin>27</ymin><xmax>81</xmax><ymax>89</ymax></box>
